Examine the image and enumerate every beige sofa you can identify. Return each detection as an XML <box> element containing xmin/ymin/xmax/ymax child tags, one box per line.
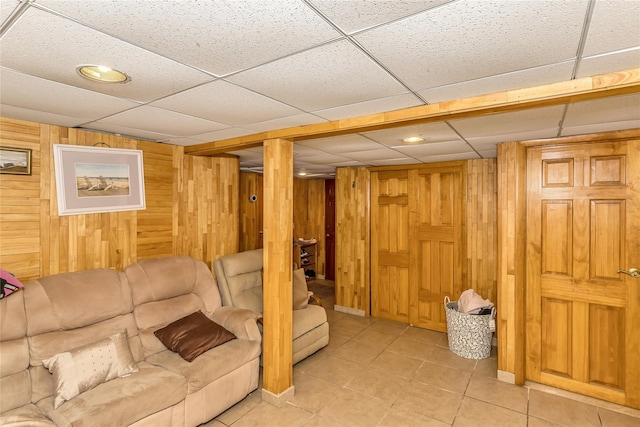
<box><xmin>213</xmin><ymin>249</ymin><xmax>329</xmax><ymax>365</ymax></box>
<box><xmin>0</xmin><ymin>256</ymin><xmax>261</xmax><ymax>427</ymax></box>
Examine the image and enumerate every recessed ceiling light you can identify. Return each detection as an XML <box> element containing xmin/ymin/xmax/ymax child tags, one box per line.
<box><xmin>402</xmin><ymin>136</ymin><xmax>425</xmax><ymax>144</ymax></box>
<box><xmin>298</xmin><ymin>171</ymin><xmax>307</xmax><ymax>176</ymax></box>
<box><xmin>77</xmin><ymin>65</ymin><xmax>130</xmax><ymax>83</ymax></box>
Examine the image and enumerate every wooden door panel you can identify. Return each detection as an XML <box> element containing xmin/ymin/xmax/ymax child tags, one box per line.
<box><xmin>541</xmin><ymin>200</ymin><xmax>572</xmax><ymax>276</ymax></box>
<box><xmin>410</xmin><ymin>165</ymin><xmax>464</xmax><ymax>331</ymax></box>
<box><xmin>589</xmin><ymin>304</ymin><xmax>624</xmax><ymax>389</ymax></box>
<box><xmin>527</xmin><ymin>141</ymin><xmax>639</xmax><ymax>408</ymax></box>
<box><xmin>371</xmin><ymin>171</ymin><xmax>410</xmax><ymax>322</ymax></box>
<box><xmin>541</xmin><ymin>298</ymin><xmax>572</xmax><ymax>376</ymax></box>
<box><xmin>590</xmin><ymin>200</ymin><xmax>624</xmax><ymax>279</ymax></box>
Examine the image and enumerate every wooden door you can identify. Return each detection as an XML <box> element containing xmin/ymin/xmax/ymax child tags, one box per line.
<box><xmin>324</xmin><ymin>179</ymin><xmax>336</xmax><ymax>280</ymax></box>
<box><xmin>526</xmin><ymin>140</ymin><xmax>640</xmax><ymax>408</ymax></box>
<box><xmin>409</xmin><ymin>164</ymin><xmax>465</xmax><ymax>331</ymax></box>
<box><xmin>371</xmin><ymin>170</ymin><xmax>410</xmax><ymax>322</ymax></box>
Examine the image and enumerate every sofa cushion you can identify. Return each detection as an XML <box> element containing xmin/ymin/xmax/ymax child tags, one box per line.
<box><xmin>43</xmin><ymin>330</ymin><xmax>138</xmax><ymax>409</ymax></box>
<box><xmin>154</xmin><ymin>311</ymin><xmax>236</xmax><ymax>362</ymax></box>
<box><xmin>24</xmin><ymin>269</ymin><xmax>133</xmax><ymax>335</ymax></box>
<box><xmin>0</xmin><ymin>289</ymin><xmax>32</xmax><ymax>414</ymax></box>
<box><xmin>36</xmin><ymin>362</ymin><xmax>187</xmax><ymax>427</ymax></box>
<box><xmin>292</xmin><ymin>304</ymin><xmax>327</xmax><ymax>340</ymax></box>
<box><xmin>145</xmin><ymin>339</ymin><xmax>261</xmax><ymax>394</ymax></box>
<box><xmin>0</xmin><ymin>403</ymin><xmax>56</xmax><ymax>426</ymax></box>
<box><xmin>126</xmin><ymin>257</ymin><xmax>227</xmax><ymax>360</ymax></box>
<box><xmin>292</xmin><ymin>268</ymin><xmax>309</xmax><ymax>310</ymax></box>
<box><xmin>125</xmin><ymin>256</ymin><xmax>221</xmax><ymax>313</ymax></box>
<box><xmin>214</xmin><ymin>249</ymin><xmax>264</xmax><ymax>313</ymax></box>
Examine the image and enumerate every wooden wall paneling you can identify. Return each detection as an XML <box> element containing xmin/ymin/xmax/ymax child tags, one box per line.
<box><xmin>239</xmin><ymin>172</ymin><xmax>263</xmax><ymax>251</ymax></box>
<box><xmin>305</xmin><ymin>179</ymin><xmax>325</xmax><ymax>276</ymax></box>
<box><xmin>293</xmin><ymin>178</ymin><xmax>309</xmax><ymax>240</ymax></box>
<box><xmin>335</xmin><ymin>167</ymin><xmax>370</xmax><ymax>314</ymax></box>
<box><xmin>136</xmin><ymin>140</ymin><xmax>175</xmax><ymax>260</ymax></box>
<box><xmin>38</xmin><ymin>127</ymin><xmax>138</xmax><ymax>275</ymax></box>
<box><xmin>291</xmin><ymin>178</ymin><xmax>325</xmax><ymax>275</ymax></box>
<box><xmin>262</xmin><ymin>138</ymin><xmax>294</xmax><ymax>399</ymax></box>
<box><xmin>0</xmin><ymin>118</ymin><xmax>42</xmax><ymax>281</ymax></box>
<box><xmin>466</xmin><ymin>159</ymin><xmax>498</xmax><ymax>304</ymax></box>
<box><xmin>496</xmin><ymin>142</ymin><xmax>527</xmax><ymax>384</ymax></box>
<box><xmin>176</xmin><ymin>155</ymin><xmax>239</xmax><ymax>264</ymax></box>
<box><xmin>172</xmin><ymin>144</ymin><xmax>184</xmax><ymax>256</ymax></box>
<box><xmin>1</xmin><ymin>117</ymin><xmax>241</xmax><ymax>283</ymax></box>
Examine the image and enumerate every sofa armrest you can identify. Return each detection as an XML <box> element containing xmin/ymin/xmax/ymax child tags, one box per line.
<box><xmin>211</xmin><ymin>307</ymin><xmax>262</xmax><ymax>343</ymax></box>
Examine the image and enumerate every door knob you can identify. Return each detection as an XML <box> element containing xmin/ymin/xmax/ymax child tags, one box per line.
<box><xmin>618</xmin><ymin>268</ymin><xmax>640</xmax><ymax>278</ymax></box>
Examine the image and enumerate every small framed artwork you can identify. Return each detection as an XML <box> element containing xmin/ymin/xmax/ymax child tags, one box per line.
<box><xmin>53</xmin><ymin>144</ymin><xmax>146</xmax><ymax>216</ymax></box>
<box><xmin>0</xmin><ymin>146</ymin><xmax>32</xmax><ymax>175</ymax></box>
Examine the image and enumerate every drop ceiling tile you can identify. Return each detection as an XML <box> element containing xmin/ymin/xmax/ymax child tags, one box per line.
<box><xmin>308</xmin><ymin>0</ymin><xmax>450</xmax><ymax>34</ymax></box>
<box><xmin>190</xmin><ymin>128</ymin><xmax>256</xmax><ymax>144</ymax></box>
<box><xmin>0</xmin><ymin>68</ymin><xmax>139</xmax><ymax>121</ymax></box>
<box><xmin>293</xmin><ymin>145</ymin><xmax>330</xmax><ymax>157</ymax></box>
<box><xmin>329</xmin><ymin>160</ymin><xmax>372</xmax><ymax>167</ymax></box>
<box><xmin>419</xmin><ymin>62</ymin><xmax>575</xmax><ymax>103</ymax></box>
<box><xmin>299</xmin><ymin>135</ymin><xmax>385</xmax><ymax>153</ymax></box>
<box><xmin>1</xmin><ymin>0</ymin><xmax>21</xmax><ymax>23</ymax></box>
<box><xmin>355</xmin><ymin>0</ymin><xmax>587</xmax><ymax>90</ymax></box>
<box><xmin>582</xmin><ymin>0</ymin><xmax>640</xmax><ymax>56</ymax></box>
<box><xmin>313</xmin><ymin>93</ymin><xmax>423</xmax><ymax>121</ymax></box>
<box><xmin>342</xmin><ymin>147</ymin><xmax>406</xmax><ymax>162</ymax></box>
<box><xmin>36</xmin><ymin>0</ymin><xmax>341</xmax><ymax>76</ymax></box>
<box><xmin>370</xmin><ymin>157</ymin><xmax>420</xmax><ymax>166</ymax></box>
<box><xmin>79</xmin><ymin>122</ymin><xmax>176</xmax><ymax>142</ymax></box>
<box><xmin>563</xmin><ymin>94</ymin><xmax>640</xmax><ymax>127</ymax></box>
<box><xmin>561</xmin><ymin>120</ymin><xmax>640</xmax><ymax>137</ymax></box>
<box><xmin>94</xmin><ymin>106</ymin><xmax>228</xmax><ymax>137</ymax></box>
<box><xmin>151</xmin><ymin>80</ymin><xmax>304</xmax><ymax>126</ymax></box>
<box><xmin>577</xmin><ymin>49</ymin><xmax>640</xmax><ymax>79</ymax></box>
<box><xmin>449</xmin><ymin>106</ymin><xmax>565</xmax><ymax>139</ymax></box>
<box><xmin>1</xmin><ymin>7</ymin><xmax>213</xmax><ymax>102</ymax></box>
<box><xmin>228</xmin><ymin>40</ymin><xmax>408</xmax><ymax>111</ymax></box>
<box><xmin>244</xmin><ymin>113</ymin><xmax>327</xmax><ymax>132</ymax></box>
<box><xmin>415</xmin><ymin>152</ymin><xmax>480</xmax><ymax>163</ymax></box>
<box><xmin>0</xmin><ymin>104</ymin><xmax>85</xmax><ymax>128</ymax></box>
<box><xmin>294</xmin><ymin>152</ymin><xmax>354</xmax><ymax>164</ymax></box>
<box><xmin>394</xmin><ymin>140</ymin><xmax>472</xmax><ymax>157</ymax></box>
<box><xmin>465</xmin><ymin>129</ymin><xmax>560</xmax><ymax>150</ymax></box>
<box><xmin>362</xmin><ymin>122</ymin><xmax>463</xmax><ymax>147</ymax></box>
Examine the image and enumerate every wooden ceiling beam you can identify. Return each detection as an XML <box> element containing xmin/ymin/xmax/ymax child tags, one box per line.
<box><xmin>185</xmin><ymin>68</ymin><xmax>640</xmax><ymax>156</ymax></box>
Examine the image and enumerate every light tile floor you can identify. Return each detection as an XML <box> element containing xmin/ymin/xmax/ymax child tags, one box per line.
<box><xmin>204</xmin><ymin>291</ymin><xmax>640</xmax><ymax>427</ymax></box>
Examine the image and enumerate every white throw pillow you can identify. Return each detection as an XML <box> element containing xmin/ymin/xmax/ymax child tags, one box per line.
<box><xmin>42</xmin><ymin>330</ymin><xmax>138</xmax><ymax>409</ymax></box>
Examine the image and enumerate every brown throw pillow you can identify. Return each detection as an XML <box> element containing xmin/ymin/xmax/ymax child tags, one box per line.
<box><xmin>154</xmin><ymin>311</ymin><xmax>236</xmax><ymax>362</ymax></box>
<box><xmin>292</xmin><ymin>268</ymin><xmax>309</xmax><ymax>310</ymax></box>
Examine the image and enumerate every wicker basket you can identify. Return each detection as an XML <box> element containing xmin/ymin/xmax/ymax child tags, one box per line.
<box><xmin>444</xmin><ymin>296</ymin><xmax>495</xmax><ymax>360</ymax></box>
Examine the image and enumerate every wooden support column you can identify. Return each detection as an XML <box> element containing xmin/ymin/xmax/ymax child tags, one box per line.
<box><xmin>261</xmin><ymin>138</ymin><xmax>294</xmax><ymax>405</ymax></box>
<box><xmin>496</xmin><ymin>141</ymin><xmax>527</xmax><ymax>385</ymax></box>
